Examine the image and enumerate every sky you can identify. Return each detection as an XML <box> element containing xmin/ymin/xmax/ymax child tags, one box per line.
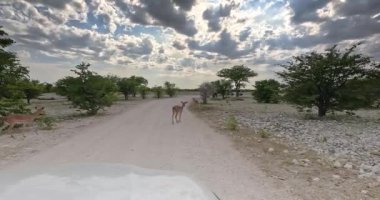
<box><xmin>0</xmin><ymin>0</ymin><xmax>379</xmax><ymax>88</ymax></box>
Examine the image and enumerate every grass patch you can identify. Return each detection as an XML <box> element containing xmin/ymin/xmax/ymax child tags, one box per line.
<box><xmin>226</xmin><ymin>115</ymin><xmax>238</xmax><ymax>131</ymax></box>
<box><xmin>257</xmin><ymin>129</ymin><xmax>271</xmax><ymax>138</ymax></box>
<box><xmin>36</xmin><ymin>116</ymin><xmax>57</xmax><ymax>130</ymax></box>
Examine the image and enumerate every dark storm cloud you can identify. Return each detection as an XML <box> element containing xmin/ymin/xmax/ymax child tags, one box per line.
<box><xmin>239</xmin><ymin>28</ymin><xmax>251</xmax><ymax>41</ymax></box>
<box><xmin>115</xmin><ymin>0</ymin><xmax>197</xmax><ymax>36</ymax></box>
<box><xmin>173</xmin><ymin>0</ymin><xmax>196</xmax><ymax>11</ymax></box>
<box><xmin>289</xmin><ymin>0</ymin><xmax>329</xmax><ymax>24</ymax></box>
<box><xmin>172</xmin><ymin>41</ymin><xmax>186</xmax><ymax>50</ymax></box>
<box><xmin>187</xmin><ymin>30</ymin><xmax>253</xmax><ymax>59</ymax></box>
<box><xmin>203</xmin><ymin>3</ymin><xmax>235</xmax><ymax>32</ymax></box>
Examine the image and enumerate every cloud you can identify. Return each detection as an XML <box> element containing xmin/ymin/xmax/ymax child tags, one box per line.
<box><xmin>202</xmin><ymin>3</ymin><xmax>235</xmax><ymax>32</ymax></box>
<box><xmin>172</xmin><ymin>41</ymin><xmax>186</xmax><ymax>50</ymax></box>
<box><xmin>239</xmin><ymin>28</ymin><xmax>251</xmax><ymax>41</ymax></box>
<box><xmin>289</xmin><ymin>0</ymin><xmax>329</xmax><ymax>24</ymax></box>
<box><xmin>116</xmin><ymin>0</ymin><xmax>197</xmax><ymax>36</ymax></box>
<box><xmin>173</xmin><ymin>0</ymin><xmax>196</xmax><ymax>11</ymax></box>
<box><xmin>187</xmin><ymin>29</ymin><xmax>254</xmax><ymax>59</ymax></box>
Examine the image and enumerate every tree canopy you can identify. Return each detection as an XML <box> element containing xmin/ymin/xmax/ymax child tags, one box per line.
<box><xmin>252</xmin><ymin>79</ymin><xmax>281</xmax><ymax>103</ymax></box>
<box><xmin>278</xmin><ymin>43</ymin><xmax>380</xmax><ymax>116</ymax></box>
<box><xmin>217</xmin><ymin>65</ymin><xmax>257</xmax><ymax>97</ymax></box>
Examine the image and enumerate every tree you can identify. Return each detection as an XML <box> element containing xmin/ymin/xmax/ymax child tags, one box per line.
<box><xmin>43</xmin><ymin>83</ymin><xmax>53</xmax><ymax>93</ymax></box>
<box><xmin>56</xmin><ymin>62</ymin><xmax>117</xmax><ymax>115</ymax></box>
<box><xmin>117</xmin><ymin>78</ymin><xmax>135</xmax><ymax>100</ymax></box>
<box><xmin>55</xmin><ymin>76</ymin><xmax>77</xmax><ymax>99</ymax></box>
<box><xmin>164</xmin><ymin>81</ymin><xmax>177</xmax><ymax>97</ymax></box>
<box><xmin>138</xmin><ymin>85</ymin><xmax>149</xmax><ymax>99</ymax></box>
<box><xmin>212</xmin><ymin>79</ymin><xmax>232</xmax><ymax>99</ymax></box>
<box><xmin>252</xmin><ymin>79</ymin><xmax>281</xmax><ymax>103</ymax></box>
<box><xmin>278</xmin><ymin>43</ymin><xmax>379</xmax><ymax>117</ymax></box>
<box><xmin>217</xmin><ymin>65</ymin><xmax>257</xmax><ymax>97</ymax></box>
<box><xmin>199</xmin><ymin>82</ymin><xmax>214</xmax><ymax>104</ymax></box>
<box><xmin>0</xmin><ymin>27</ymin><xmax>29</xmax><ymax>99</ymax></box>
<box><xmin>129</xmin><ymin>76</ymin><xmax>148</xmax><ymax>97</ymax></box>
<box><xmin>19</xmin><ymin>79</ymin><xmax>43</xmax><ymax>104</ymax></box>
<box><xmin>151</xmin><ymin>86</ymin><xmax>163</xmax><ymax>99</ymax></box>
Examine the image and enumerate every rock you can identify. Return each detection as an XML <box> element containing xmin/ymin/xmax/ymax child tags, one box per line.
<box><xmin>344</xmin><ymin>162</ymin><xmax>353</xmax><ymax>170</ymax></box>
<box><xmin>312</xmin><ymin>177</ymin><xmax>320</xmax><ymax>182</ymax></box>
<box><xmin>361</xmin><ymin>190</ymin><xmax>368</xmax><ymax>194</ymax></box>
<box><xmin>372</xmin><ymin>164</ymin><xmax>380</xmax><ymax>176</ymax></box>
<box><xmin>292</xmin><ymin>159</ymin><xmax>300</xmax><ymax>165</ymax></box>
<box><xmin>283</xmin><ymin>149</ymin><xmax>289</xmax><ymax>154</ymax></box>
<box><xmin>332</xmin><ymin>175</ymin><xmax>341</xmax><ymax>179</ymax></box>
<box><xmin>333</xmin><ymin>161</ymin><xmax>342</xmax><ymax>168</ymax></box>
<box><xmin>360</xmin><ymin>164</ymin><xmax>372</xmax><ymax>174</ymax></box>
<box><xmin>268</xmin><ymin>148</ymin><xmax>274</xmax><ymax>153</ymax></box>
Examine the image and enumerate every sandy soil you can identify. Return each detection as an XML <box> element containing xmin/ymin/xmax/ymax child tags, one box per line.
<box><xmin>0</xmin><ymin>97</ymin><xmax>297</xmax><ymax>200</ymax></box>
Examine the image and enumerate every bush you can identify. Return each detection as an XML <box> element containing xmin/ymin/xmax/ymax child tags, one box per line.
<box><xmin>226</xmin><ymin>115</ymin><xmax>238</xmax><ymax>131</ymax></box>
<box><xmin>257</xmin><ymin>129</ymin><xmax>271</xmax><ymax>138</ymax></box>
<box><xmin>0</xmin><ymin>99</ymin><xmax>30</xmax><ymax>116</ymax></box>
<box><xmin>36</xmin><ymin>116</ymin><xmax>57</xmax><ymax>130</ymax></box>
<box><xmin>164</xmin><ymin>81</ymin><xmax>177</xmax><ymax>97</ymax></box>
<box><xmin>199</xmin><ymin>82</ymin><xmax>214</xmax><ymax>104</ymax></box>
<box><xmin>151</xmin><ymin>86</ymin><xmax>163</xmax><ymax>99</ymax></box>
<box><xmin>56</xmin><ymin>62</ymin><xmax>118</xmax><ymax>115</ymax></box>
<box><xmin>252</xmin><ymin>79</ymin><xmax>281</xmax><ymax>103</ymax></box>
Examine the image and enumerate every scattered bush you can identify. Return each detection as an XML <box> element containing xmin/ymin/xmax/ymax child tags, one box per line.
<box><xmin>36</xmin><ymin>116</ymin><xmax>57</xmax><ymax>130</ymax></box>
<box><xmin>164</xmin><ymin>81</ymin><xmax>177</xmax><ymax>97</ymax></box>
<box><xmin>199</xmin><ymin>82</ymin><xmax>214</xmax><ymax>104</ymax></box>
<box><xmin>257</xmin><ymin>129</ymin><xmax>271</xmax><ymax>138</ymax></box>
<box><xmin>252</xmin><ymin>79</ymin><xmax>281</xmax><ymax>103</ymax></box>
<box><xmin>151</xmin><ymin>86</ymin><xmax>163</xmax><ymax>99</ymax></box>
<box><xmin>226</xmin><ymin>115</ymin><xmax>238</xmax><ymax>131</ymax></box>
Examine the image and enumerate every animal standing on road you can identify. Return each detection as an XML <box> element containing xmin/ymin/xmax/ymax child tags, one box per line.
<box><xmin>0</xmin><ymin>106</ymin><xmax>46</xmax><ymax>137</ymax></box>
<box><xmin>172</xmin><ymin>101</ymin><xmax>188</xmax><ymax>124</ymax></box>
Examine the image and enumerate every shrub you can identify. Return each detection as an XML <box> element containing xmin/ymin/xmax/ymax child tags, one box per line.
<box><xmin>252</xmin><ymin>79</ymin><xmax>281</xmax><ymax>103</ymax></box>
<box><xmin>36</xmin><ymin>116</ymin><xmax>57</xmax><ymax>130</ymax></box>
<box><xmin>151</xmin><ymin>86</ymin><xmax>163</xmax><ymax>99</ymax></box>
<box><xmin>226</xmin><ymin>115</ymin><xmax>238</xmax><ymax>131</ymax></box>
<box><xmin>257</xmin><ymin>129</ymin><xmax>271</xmax><ymax>138</ymax></box>
<box><xmin>199</xmin><ymin>82</ymin><xmax>214</xmax><ymax>104</ymax></box>
<box><xmin>164</xmin><ymin>81</ymin><xmax>177</xmax><ymax>97</ymax></box>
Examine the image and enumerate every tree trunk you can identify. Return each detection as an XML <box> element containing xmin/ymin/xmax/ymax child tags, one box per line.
<box><xmin>124</xmin><ymin>93</ymin><xmax>128</xmax><ymax>100</ymax></box>
<box><xmin>318</xmin><ymin>106</ymin><xmax>327</xmax><ymax>117</ymax></box>
<box><xmin>27</xmin><ymin>97</ymin><xmax>31</xmax><ymax>104</ymax></box>
<box><xmin>235</xmin><ymin>82</ymin><xmax>240</xmax><ymax>97</ymax></box>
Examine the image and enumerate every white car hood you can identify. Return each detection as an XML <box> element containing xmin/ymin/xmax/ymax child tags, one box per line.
<box><xmin>0</xmin><ymin>164</ymin><xmax>218</xmax><ymax>200</ymax></box>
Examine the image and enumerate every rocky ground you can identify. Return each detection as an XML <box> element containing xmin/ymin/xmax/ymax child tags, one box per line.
<box><xmin>190</xmin><ymin>98</ymin><xmax>380</xmax><ymax>199</ymax></box>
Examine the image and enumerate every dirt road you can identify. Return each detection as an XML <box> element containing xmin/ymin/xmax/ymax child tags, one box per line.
<box><xmin>4</xmin><ymin>97</ymin><xmax>295</xmax><ymax>200</ymax></box>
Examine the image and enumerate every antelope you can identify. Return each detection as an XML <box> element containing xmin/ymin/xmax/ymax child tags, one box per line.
<box><xmin>192</xmin><ymin>97</ymin><xmax>200</xmax><ymax>109</ymax></box>
<box><xmin>0</xmin><ymin>106</ymin><xmax>46</xmax><ymax>137</ymax></box>
<box><xmin>172</xmin><ymin>101</ymin><xmax>188</xmax><ymax>124</ymax></box>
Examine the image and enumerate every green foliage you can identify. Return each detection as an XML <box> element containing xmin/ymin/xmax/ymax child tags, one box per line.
<box><xmin>278</xmin><ymin>43</ymin><xmax>380</xmax><ymax>117</ymax></box>
<box><xmin>257</xmin><ymin>129</ymin><xmax>271</xmax><ymax>138</ymax></box>
<box><xmin>217</xmin><ymin>65</ymin><xmax>257</xmax><ymax>97</ymax></box>
<box><xmin>226</xmin><ymin>115</ymin><xmax>238</xmax><ymax>131</ymax></box>
<box><xmin>252</xmin><ymin>79</ymin><xmax>281</xmax><ymax>103</ymax></box>
<box><xmin>56</xmin><ymin>62</ymin><xmax>118</xmax><ymax>115</ymax></box>
<box><xmin>151</xmin><ymin>86</ymin><xmax>163</xmax><ymax>99</ymax></box>
<box><xmin>0</xmin><ymin>27</ymin><xmax>30</xmax><ymax>114</ymax></box>
<box><xmin>199</xmin><ymin>82</ymin><xmax>214</xmax><ymax>104</ymax></box>
<box><xmin>211</xmin><ymin>79</ymin><xmax>232</xmax><ymax>99</ymax></box>
<box><xmin>138</xmin><ymin>85</ymin><xmax>149</xmax><ymax>99</ymax></box>
<box><xmin>117</xmin><ymin>76</ymin><xmax>148</xmax><ymax>99</ymax></box>
<box><xmin>18</xmin><ymin>79</ymin><xmax>44</xmax><ymax>104</ymax></box>
<box><xmin>0</xmin><ymin>98</ymin><xmax>29</xmax><ymax>116</ymax></box>
<box><xmin>164</xmin><ymin>81</ymin><xmax>177</xmax><ymax>97</ymax></box>
<box><xmin>36</xmin><ymin>116</ymin><xmax>57</xmax><ymax>130</ymax></box>
<box><xmin>43</xmin><ymin>83</ymin><xmax>53</xmax><ymax>93</ymax></box>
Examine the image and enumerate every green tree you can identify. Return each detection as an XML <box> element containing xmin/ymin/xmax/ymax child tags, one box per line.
<box><xmin>278</xmin><ymin>44</ymin><xmax>379</xmax><ymax>117</ymax></box>
<box><xmin>55</xmin><ymin>76</ymin><xmax>77</xmax><ymax>99</ymax></box>
<box><xmin>138</xmin><ymin>85</ymin><xmax>149</xmax><ymax>99</ymax></box>
<box><xmin>43</xmin><ymin>83</ymin><xmax>53</xmax><ymax>93</ymax></box>
<box><xmin>117</xmin><ymin>78</ymin><xmax>135</xmax><ymax>100</ymax></box>
<box><xmin>0</xmin><ymin>27</ymin><xmax>29</xmax><ymax>98</ymax></box>
<box><xmin>151</xmin><ymin>86</ymin><xmax>163</xmax><ymax>99</ymax></box>
<box><xmin>129</xmin><ymin>76</ymin><xmax>148</xmax><ymax>97</ymax></box>
<box><xmin>252</xmin><ymin>79</ymin><xmax>281</xmax><ymax>103</ymax></box>
<box><xmin>19</xmin><ymin>79</ymin><xmax>43</xmax><ymax>104</ymax></box>
<box><xmin>217</xmin><ymin>65</ymin><xmax>257</xmax><ymax>97</ymax></box>
<box><xmin>199</xmin><ymin>82</ymin><xmax>214</xmax><ymax>104</ymax></box>
<box><xmin>212</xmin><ymin>79</ymin><xmax>232</xmax><ymax>99</ymax></box>
<box><xmin>56</xmin><ymin>62</ymin><xmax>117</xmax><ymax>115</ymax></box>
<box><xmin>164</xmin><ymin>81</ymin><xmax>177</xmax><ymax>97</ymax></box>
